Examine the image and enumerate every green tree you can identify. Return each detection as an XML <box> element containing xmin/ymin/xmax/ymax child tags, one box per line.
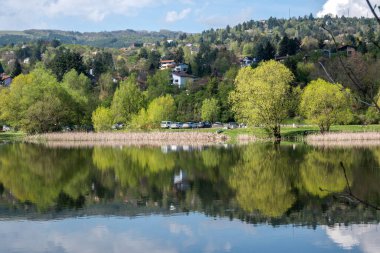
<box><xmin>91</xmin><ymin>51</ymin><xmax>114</xmax><ymax>79</ymax></box>
<box><xmin>201</xmin><ymin>98</ymin><xmax>220</xmax><ymax>122</ymax></box>
<box><xmin>300</xmin><ymin>79</ymin><xmax>353</xmax><ymax>133</ymax></box>
<box><xmin>146</xmin><ymin>69</ymin><xmax>174</xmax><ymax>101</ymax></box>
<box><xmin>98</xmin><ymin>72</ymin><xmax>116</xmax><ymax>104</ymax></box>
<box><xmin>230</xmin><ymin>60</ymin><xmax>296</xmax><ymax>139</ymax></box>
<box><xmin>92</xmin><ymin>106</ymin><xmax>113</xmax><ymax>132</ymax></box>
<box><xmin>47</xmin><ymin>48</ymin><xmax>85</xmax><ymax>81</ymax></box>
<box><xmin>10</xmin><ymin>60</ymin><xmax>22</xmax><ymax>78</ymax></box>
<box><xmin>132</xmin><ymin>95</ymin><xmax>176</xmax><ymax>129</ymax></box>
<box><xmin>61</xmin><ymin>69</ymin><xmax>94</xmax><ymax>125</ymax></box>
<box><xmin>110</xmin><ymin>75</ymin><xmax>145</xmax><ymax>124</ymax></box>
<box><xmin>0</xmin><ymin>68</ymin><xmax>74</xmax><ymax>133</ymax></box>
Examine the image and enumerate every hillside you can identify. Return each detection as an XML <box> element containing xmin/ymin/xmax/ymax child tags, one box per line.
<box><xmin>0</xmin><ymin>29</ymin><xmax>185</xmax><ymax>48</ymax></box>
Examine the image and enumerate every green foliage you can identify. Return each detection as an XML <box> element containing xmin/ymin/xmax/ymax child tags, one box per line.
<box><xmin>296</xmin><ymin>62</ymin><xmax>315</xmax><ymax>85</ymax></box>
<box><xmin>61</xmin><ymin>69</ymin><xmax>94</xmax><ymax>125</ymax></box>
<box><xmin>365</xmin><ymin>107</ymin><xmax>380</xmax><ymax>124</ymax></box>
<box><xmin>201</xmin><ymin>98</ymin><xmax>220</xmax><ymax>122</ymax></box>
<box><xmin>10</xmin><ymin>60</ymin><xmax>22</xmax><ymax>78</ymax></box>
<box><xmin>146</xmin><ymin>70</ymin><xmax>175</xmax><ymax>101</ymax></box>
<box><xmin>229</xmin><ymin>144</ymin><xmax>296</xmax><ymax>217</ymax></box>
<box><xmin>230</xmin><ymin>60</ymin><xmax>295</xmax><ymax>138</ymax></box>
<box><xmin>300</xmin><ymin>149</ymin><xmax>353</xmax><ymax>198</ymax></box>
<box><xmin>131</xmin><ymin>95</ymin><xmax>176</xmax><ymax>129</ymax></box>
<box><xmin>0</xmin><ymin>144</ymin><xmax>92</xmax><ymax>210</ymax></box>
<box><xmin>91</xmin><ymin>51</ymin><xmax>114</xmax><ymax>78</ymax></box>
<box><xmin>47</xmin><ymin>48</ymin><xmax>85</xmax><ymax>81</ymax></box>
<box><xmin>110</xmin><ymin>75</ymin><xmax>145</xmax><ymax>124</ymax></box>
<box><xmin>300</xmin><ymin>79</ymin><xmax>354</xmax><ymax>133</ymax></box>
<box><xmin>0</xmin><ymin>68</ymin><xmax>75</xmax><ymax>133</ymax></box>
<box><xmin>98</xmin><ymin>72</ymin><xmax>116</xmax><ymax>103</ymax></box>
<box><xmin>92</xmin><ymin>106</ymin><xmax>113</xmax><ymax>132</ymax></box>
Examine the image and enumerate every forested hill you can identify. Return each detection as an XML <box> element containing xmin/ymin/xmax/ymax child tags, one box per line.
<box><xmin>0</xmin><ymin>16</ymin><xmax>379</xmax><ymax>48</ymax></box>
<box><xmin>0</xmin><ymin>29</ymin><xmax>184</xmax><ymax>48</ymax></box>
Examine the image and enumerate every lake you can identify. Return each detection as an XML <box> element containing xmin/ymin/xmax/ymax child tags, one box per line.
<box><xmin>0</xmin><ymin>142</ymin><xmax>379</xmax><ymax>253</ymax></box>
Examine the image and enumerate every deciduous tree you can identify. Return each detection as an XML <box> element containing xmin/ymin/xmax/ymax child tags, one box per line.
<box><xmin>230</xmin><ymin>60</ymin><xmax>296</xmax><ymax>139</ymax></box>
<box><xmin>300</xmin><ymin>79</ymin><xmax>353</xmax><ymax>133</ymax></box>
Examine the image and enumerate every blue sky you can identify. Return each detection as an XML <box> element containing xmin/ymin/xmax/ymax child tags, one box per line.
<box><xmin>0</xmin><ymin>0</ymin><xmax>377</xmax><ymax>32</ymax></box>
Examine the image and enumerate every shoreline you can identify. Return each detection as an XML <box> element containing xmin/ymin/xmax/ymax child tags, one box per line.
<box><xmin>24</xmin><ymin>131</ymin><xmax>229</xmax><ymax>146</ymax></box>
<box><xmin>6</xmin><ymin>128</ymin><xmax>380</xmax><ymax>148</ymax></box>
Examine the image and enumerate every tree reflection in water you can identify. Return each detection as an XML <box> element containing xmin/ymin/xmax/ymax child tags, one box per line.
<box><xmin>0</xmin><ymin>143</ymin><xmax>379</xmax><ymax>221</ymax></box>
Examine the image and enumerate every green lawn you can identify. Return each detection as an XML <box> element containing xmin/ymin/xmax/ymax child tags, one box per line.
<box><xmin>0</xmin><ymin>132</ymin><xmax>25</xmax><ymax>141</ymax></box>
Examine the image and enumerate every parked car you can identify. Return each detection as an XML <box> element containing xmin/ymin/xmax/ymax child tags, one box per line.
<box><xmin>112</xmin><ymin>123</ymin><xmax>124</xmax><ymax>130</ymax></box>
<box><xmin>161</xmin><ymin>121</ymin><xmax>172</xmax><ymax>129</ymax></box>
<box><xmin>212</xmin><ymin>122</ymin><xmax>223</xmax><ymax>128</ymax></box>
<box><xmin>182</xmin><ymin>122</ymin><xmax>197</xmax><ymax>129</ymax></box>
<box><xmin>196</xmin><ymin>122</ymin><xmax>205</xmax><ymax>128</ymax></box>
<box><xmin>170</xmin><ymin>122</ymin><xmax>182</xmax><ymax>129</ymax></box>
<box><xmin>203</xmin><ymin>122</ymin><xmax>212</xmax><ymax>128</ymax></box>
<box><xmin>225</xmin><ymin>122</ymin><xmax>239</xmax><ymax>129</ymax></box>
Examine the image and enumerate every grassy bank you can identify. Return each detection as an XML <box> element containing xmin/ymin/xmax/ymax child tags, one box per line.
<box><xmin>0</xmin><ymin>132</ymin><xmax>25</xmax><ymax>141</ymax></box>
<box><xmin>5</xmin><ymin>125</ymin><xmax>380</xmax><ymax>145</ymax></box>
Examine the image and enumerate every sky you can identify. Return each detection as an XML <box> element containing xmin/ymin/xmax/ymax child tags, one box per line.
<box><xmin>0</xmin><ymin>0</ymin><xmax>379</xmax><ymax>32</ymax></box>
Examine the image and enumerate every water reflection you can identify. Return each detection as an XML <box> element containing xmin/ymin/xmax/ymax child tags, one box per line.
<box><xmin>324</xmin><ymin>224</ymin><xmax>380</xmax><ymax>253</ymax></box>
<box><xmin>0</xmin><ymin>143</ymin><xmax>379</xmax><ymax>222</ymax></box>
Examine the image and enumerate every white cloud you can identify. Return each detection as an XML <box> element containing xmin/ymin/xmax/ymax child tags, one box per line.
<box><xmin>0</xmin><ymin>221</ymin><xmax>178</xmax><ymax>253</ymax></box>
<box><xmin>324</xmin><ymin>224</ymin><xmax>380</xmax><ymax>253</ymax></box>
<box><xmin>317</xmin><ymin>0</ymin><xmax>380</xmax><ymax>18</ymax></box>
<box><xmin>0</xmin><ymin>0</ymin><xmax>169</xmax><ymax>30</ymax></box>
<box><xmin>165</xmin><ymin>8</ymin><xmax>192</xmax><ymax>22</ymax></box>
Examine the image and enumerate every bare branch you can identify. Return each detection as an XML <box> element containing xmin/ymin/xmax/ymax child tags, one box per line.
<box><xmin>366</xmin><ymin>0</ymin><xmax>380</xmax><ymax>25</ymax></box>
<box><xmin>321</xmin><ymin>24</ymin><xmax>380</xmax><ymax>112</ymax></box>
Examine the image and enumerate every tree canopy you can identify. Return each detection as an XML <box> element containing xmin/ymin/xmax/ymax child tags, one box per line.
<box><xmin>300</xmin><ymin>79</ymin><xmax>353</xmax><ymax>132</ymax></box>
<box><xmin>230</xmin><ymin>60</ymin><xmax>296</xmax><ymax>139</ymax></box>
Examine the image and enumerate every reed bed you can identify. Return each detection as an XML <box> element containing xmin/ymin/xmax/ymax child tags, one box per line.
<box><xmin>236</xmin><ymin>134</ymin><xmax>261</xmax><ymax>144</ymax></box>
<box><xmin>25</xmin><ymin>132</ymin><xmax>228</xmax><ymax>146</ymax></box>
<box><xmin>306</xmin><ymin>132</ymin><xmax>380</xmax><ymax>147</ymax></box>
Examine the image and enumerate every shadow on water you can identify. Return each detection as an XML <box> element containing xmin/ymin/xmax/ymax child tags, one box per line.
<box><xmin>0</xmin><ymin>142</ymin><xmax>379</xmax><ymax>225</ymax></box>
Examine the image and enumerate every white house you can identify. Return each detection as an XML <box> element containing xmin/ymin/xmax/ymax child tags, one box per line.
<box><xmin>174</xmin><ymin>63</ymin><xmax>189</xmax><ymax>72</ymax></box>
<box><xmin>23</xmin><ymin>58</ymin><xmax>30</xmax><ymax>64</ymax></box>
<box><xmin>172</xmin><ymin>72</ymin><xmax>196</xmax><ymax>87</ymax></box>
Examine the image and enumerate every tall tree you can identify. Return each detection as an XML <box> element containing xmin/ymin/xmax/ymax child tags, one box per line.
<box><xmin>230</xmin><ymin>60</ymin><xmax>297</xmax><ymax>139</ymax></box>
<box><xmin>10</xmin><ymin>61</ymin><xmax>22</xmax><ymax>78</ymax></box>
<box><xmin>110</xmin><ymin>75</ymin><xmax>145</xmax><ymax>124</ymax></box>
<box><xmin>300</xmin><ymin>79</ymin><xmax>353</xmax><ymax>133</ymax></box>
<box><xmin>48</xmin><ymin>48</ymin><xmax>85</xmax><ymax>81</ymax></box>
<box><xmin>201</xmin><ymin>98</ymin><xmax>220</xmax><ymax>122</ymax></box>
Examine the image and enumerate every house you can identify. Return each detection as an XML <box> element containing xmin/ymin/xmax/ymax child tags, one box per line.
<box><xmin>0</xmin><ymin>74</ymin><xmax>12</xmax><ymax>86</ymax></box>
<box><xmin>338</xmin><ymin>45</ymin><xmax>356</xmax><ymax>57</ymax></box>
<box><xmin>174</xmin><ymin>63</ymin><xmax>189</xmax><ymax>72</ymax></box>
<box><xmin>160</xmin><ymin>59</ymin><xmax>176</xmax><ymax>70</ymax></box>
<box><xmin>172</xmin><ymin>72</ymin><xmax>197</xmax><ymax>87</ymax></box>
<box><xmin>23</xmin><ymin>58</ymin><xmax>30</xmax><ymax>64</ymax></box>
<box><xmin>240</xmin><ymin>57</ymin><xmax>254</xmax><ymax>67</ymax></box>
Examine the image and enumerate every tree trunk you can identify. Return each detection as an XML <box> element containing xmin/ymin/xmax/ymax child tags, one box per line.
<box><xmin>273</xmin><ymin>125</ymin><xmax>281</xmax><ymax>143</ymax></box>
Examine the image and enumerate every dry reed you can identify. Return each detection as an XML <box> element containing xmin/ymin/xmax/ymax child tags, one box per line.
<box><xmin>306</xmin><ymin>132</ymin><xmax>380</xmax><ymax>147</ymax></box>
<box><xmin>25</xmin><ymin>132</ymin><xmax>229</xmax><ymax>146</ymax></box>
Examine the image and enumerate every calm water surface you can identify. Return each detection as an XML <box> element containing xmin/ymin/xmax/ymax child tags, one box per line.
<box><xmin>0</xmin><ymin>142</ymin><xmax>379</xmax><ymax>253</ymax></box>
